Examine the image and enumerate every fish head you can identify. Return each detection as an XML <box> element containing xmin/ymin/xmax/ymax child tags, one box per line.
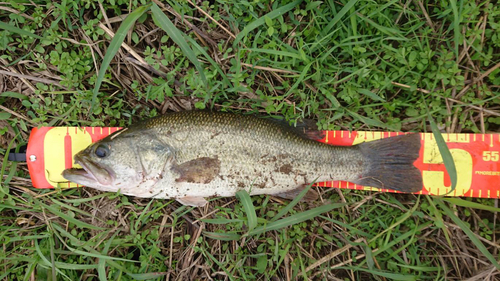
<box><xmin>62</xmin><ymin>130</ymin><xmax>175</xmax><ymax>196</ymax></box>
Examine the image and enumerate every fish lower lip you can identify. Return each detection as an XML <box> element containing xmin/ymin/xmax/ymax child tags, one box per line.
<box><xmin>73</xmin><ymin>155</ymin><xmax>105</xmax><ymax>184</ymax></box>
<box><xmin>74</xmin><ymin>156</ymin><xmax>94</xmax><ymax>179</ymax></box>
<box><xmin>66</xmin><ymin>168</ymin><xmax>95</xmax><ymax>181</ymax></box>
<box><xmin>73</xmin><ymin>154</ymin><xmax>114</xmax><ymax>185</ymax></box>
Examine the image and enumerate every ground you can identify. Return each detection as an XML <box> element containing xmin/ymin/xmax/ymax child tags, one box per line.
<box><xmin>1</xmin><ymin>0</ymin><xmax>500</xmax><ymax>280</ymax></box>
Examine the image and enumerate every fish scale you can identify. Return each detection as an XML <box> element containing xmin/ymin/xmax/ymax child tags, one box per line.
<box><xmin>63</xmin><ymin>111</ymin><xmax>422</xmax><ymax>206</ymax></box>
<box><xmin>147</xmin><ymin>112</ymin><xmax>362</xmax><ymax>188</ymax></box>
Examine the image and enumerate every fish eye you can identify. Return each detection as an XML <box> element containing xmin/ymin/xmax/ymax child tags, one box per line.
<box><xmin>94</xmin><ymin>144</ymin><xmax>110</xmax><ymax>158</ymax></box>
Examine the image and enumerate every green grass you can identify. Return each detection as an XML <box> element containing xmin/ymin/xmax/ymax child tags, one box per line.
<box><xmin>1</xmin><ymin>0</ymin><xmax>500</xmax><ymax>279</ymax></box>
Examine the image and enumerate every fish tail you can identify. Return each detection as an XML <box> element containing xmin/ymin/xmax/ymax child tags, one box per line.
<box><xmin>353</xmin><ymin>134</ymin><xmax>422</xmax><ymax>192</ymax></box>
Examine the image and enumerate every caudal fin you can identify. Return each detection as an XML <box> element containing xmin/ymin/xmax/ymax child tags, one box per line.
<box><xmin>353</xmin><ymin>134</ymin><xmax>422</xmax><ymax>193</ymax></box>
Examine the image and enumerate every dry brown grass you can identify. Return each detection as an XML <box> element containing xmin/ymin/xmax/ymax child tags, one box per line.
<box><xmin>1</xmin><ymin>0</ymin><xmax>500</xmax><ymax>280</ymax></box>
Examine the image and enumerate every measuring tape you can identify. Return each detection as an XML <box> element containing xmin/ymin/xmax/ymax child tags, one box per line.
<box><xmin>22</xmin><ymin>127</ymin><xmax>500</xmax><ymax>199</ymax></box>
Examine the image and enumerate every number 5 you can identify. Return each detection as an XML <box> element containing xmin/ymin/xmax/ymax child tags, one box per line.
<box><xmin>422</xmin><ymin>137</ymin><xmax>473</xmax><ymax>196</ymax></box>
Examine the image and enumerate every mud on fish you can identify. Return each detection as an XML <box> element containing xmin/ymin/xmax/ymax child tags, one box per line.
<box><xmin>62</xmin><ymin>111</ymin><xmax>423</xmax><ymax>207</ymax></box>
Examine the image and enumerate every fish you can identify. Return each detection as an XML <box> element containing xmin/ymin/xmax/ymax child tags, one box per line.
<box><xmin>62</xmin><ymin>111</ymin><xmax>423</xmax><ymax>207</ymax></box>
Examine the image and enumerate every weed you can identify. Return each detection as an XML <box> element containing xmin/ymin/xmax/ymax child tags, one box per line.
<box><xmin>1</xmin><ymin>0</ymin><xmax>499</xmax><ymax>279</ymax></box>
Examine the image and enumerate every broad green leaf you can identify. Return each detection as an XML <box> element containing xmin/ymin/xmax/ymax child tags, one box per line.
<box><xmin>264</xmin><ymin>16</ymin><xmax>273</xmax><ymax>27</ymax></box>
<box><xmin>256</xmin><ymin>255</ymin><xmax>268</xmax><ymax>273</ymax></box>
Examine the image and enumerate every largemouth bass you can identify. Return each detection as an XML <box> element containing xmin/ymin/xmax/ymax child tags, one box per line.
<box><xmin>62</xmin><ymin>111</ymin><xmax>422</xmax><ymax>206</ymax></box>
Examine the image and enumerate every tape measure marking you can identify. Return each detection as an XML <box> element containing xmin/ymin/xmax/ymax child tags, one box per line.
<box><xmin>26</xmin><ymin>128</ymin><xmax>500</xmax><ymax>198</ymax></box>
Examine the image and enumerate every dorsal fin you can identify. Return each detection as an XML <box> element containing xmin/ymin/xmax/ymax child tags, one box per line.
<box><xmin>269</xmin><ymin>118</ymin><xmax>326</xmax><ymax>141</ymax></box>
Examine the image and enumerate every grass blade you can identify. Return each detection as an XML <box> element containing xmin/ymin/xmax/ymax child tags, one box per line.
<box><xmin>34</xmin><ymin>239</ymin><xmax>70</xmax><ymax>280</ymax></box>
<box><xmin>436</xmin><ymin>199</ymin><xmax>500</xmax><ymax>270</ymax></box>
<box><xmin>151</xmin><ymin>3</ymin><xmax>207</xmax><ymax>85</ymax></box>
<box><xmin>39</xmin><ymin>201</ymin><xmax>104</xmax><ymax>230</ymax></box>
<box><xmin>338</xmin><ymin>266</ymin><xmax>418</xmax><ymax>281</ymax></box>
<box><xmin>243</xmin><ymin>48</ymin><xmax>303</xmax><ymax>60</ymax></box>
<box><xmin>428</xmin><ymin>114</ymin><xmax>457</xmax><ymax>193</ymax></box>
<box><xmin>185</xmin><ymin>36</ymin><xmax>231</xmax><ymax>86</ymax></box>
<box><xmin>50</xmin><ymin>198</ymin><xmax>97</xmax><ymax>219</ymax></box>
<box><xmin>236</xmin><ymin>190</ymin><xmax>257</xmax><ymax>231</ymax></box>
<box><xmin>347</xmin><ymin>109</ymin><xmax>397</xmax><ymax>130</ymax></box>
<box><xmin>51</xmin><ymin>223</ymin><xmax>137</xmax><ymax>262</ymax></box>
<box><xmin>368</xmin><ymin>197</ymin><xmax>420</xmax><ymax>244</ymax></box>
<box><xmin>450</xmin><ymin>0</ymin><xmax>460</xmax><ymax>58</ymax></box>
<box><xmin>371</xmin><ymin>222</ymin><xmax>432</xmax><ymax>261</ymax></box>
<box><xmin>98</xmin><ymin>231</ymin><xmax>118</xmax><ymax>281</ymax></box>
<box><xmin>312</xmin><ymin>0</ymin><xmax>360</xmax><ymax>51</ymax></box>
<box><xmin>246</xmin><ymin>203</ymin><xmax>346</xmax><ymax>237</ymax></box>
<box><xmin>91</xmin><ymin>5</ymin><xmax>149</xmax><ymax>111</ymax></box>
<box><xmin>1</xmin><ymin>91</ymin><xmax>29</xmax><ymax>100</ymax></box>
<box><xmin>357</xmin><ymin>13</ymin><xmax>402</xmax><ymax>37</ymax></box>
<box><xmin>426</xmin><ymin>196</ymin><xmax>453</xmax><ymax>248</ymax></box>
<box><xmin>203</xmin><ymin>232</ymin><xmax>242</xmax><ymax>241</ymax></box>
<box><xmin>358</xmin><ymin>88</ymin><xmax>386</xmax><ymax>102</ymax></box>
<box><xmin>53</xmin><ymin>223</ymin><xmax>168</xmax><ymax>279</ymax></box>
<box><xmin>125</xmin><ymin>272</ymin><xmax>169</xmax><ymax>280</ymax></box>
<box><xmin>233</xmin><ymin>0</ymin><xmax>303</xmax><ymax>46</ymax></box>
<box><xmin>200</xmin><ymin>218</ymin><xmax>246</xmax><ymax>224</ymax></box>
<box><xmin>442</xmin><ymin>198</ymin><xmax>500</xmax><ymax>212</ymax></box>
<box><xmin>271</xmin><ymin>183</ymin><xmax>314</xmax><ymax>222</ymax></box>
<box><xmin>200</xmin><ymin>247</ymin><xmax>236</xmax><ymax>281</ymax></box>
<box><xmin>0</xmin><ymin>22</ymin><xmax>43</xmax><ymax>39</ymax></box>
<box><xmin>284</xmin><ymin>60</ymin><xmax>313</xmax><ymax>98</ymax></box>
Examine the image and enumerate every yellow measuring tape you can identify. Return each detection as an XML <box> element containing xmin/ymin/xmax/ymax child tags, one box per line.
<box><xmin>26</xmin><ymin>127</ymin><xmax>500</xmax><ymax>198</ymax></box>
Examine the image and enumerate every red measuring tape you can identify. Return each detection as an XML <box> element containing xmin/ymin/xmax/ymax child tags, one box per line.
<box><xmin>25</xmin><ymin>127</ymin><xmax>500</xmax><ymax>198</ymax></box>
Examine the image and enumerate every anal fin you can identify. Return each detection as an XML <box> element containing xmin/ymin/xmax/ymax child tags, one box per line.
<box><xmin>275</xmin><ymin>185</ymin><xmax>319</xmax><ymax>201</ymax></box>
<box><xmin>176</xmin><ymin>196</ymin><xmax>208</xmax><ymax>207</ymax></box>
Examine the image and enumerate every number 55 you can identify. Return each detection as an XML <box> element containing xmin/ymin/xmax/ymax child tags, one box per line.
<box><xmin>483</xmin><ymin>151</ymin><xmax>499</xmax><ymax>162</ymax></box>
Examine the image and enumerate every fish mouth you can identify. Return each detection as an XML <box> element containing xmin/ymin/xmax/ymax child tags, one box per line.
<box><xmin>62</xmin><ymin>154</ymin><xmax>115</xmax><ymax>186</ymax></box>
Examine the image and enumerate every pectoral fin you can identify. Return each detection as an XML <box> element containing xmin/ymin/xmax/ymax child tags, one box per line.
<box><xmin>176</xmin><ymin>196</ymin><xmax>208</xmax><ymax>207</ymax></box>
<box><xmin>275</xmin><ymin>185</ymin><xmax>319</xmax><ymax>201</ymax></box>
